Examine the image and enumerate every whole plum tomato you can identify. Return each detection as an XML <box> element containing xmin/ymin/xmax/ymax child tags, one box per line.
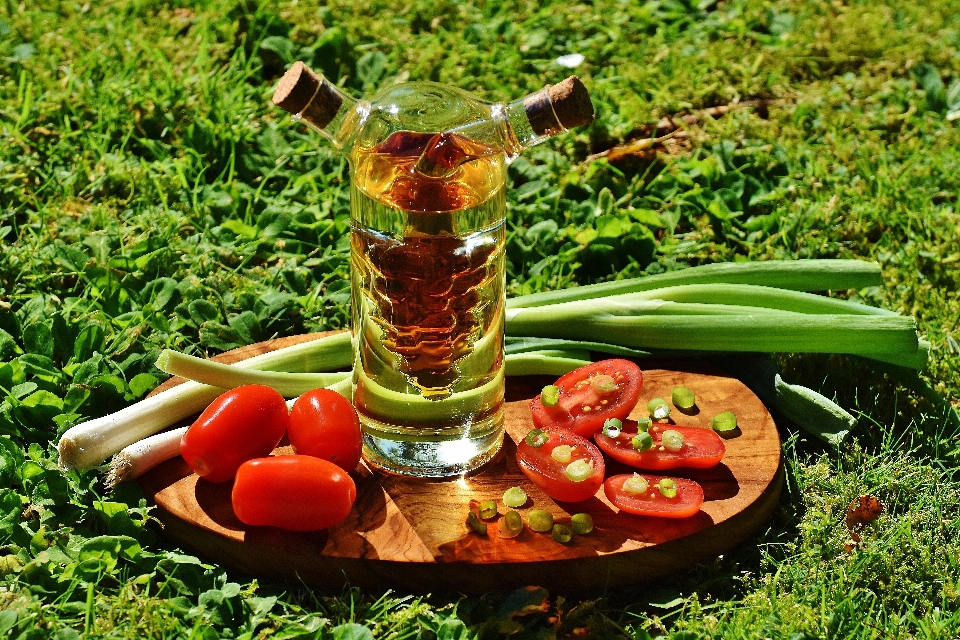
<box><xmin>180</xmin><ymin>384</ymin><xmax>289</xmax><ymax>483</ymax></box>
<box><xmin>288</xmin><ymin>389</ymin><xmax>362</xmax><ymax>471</ymax></box>
<box><xmin>231</xmin><ymin>456</ymin><xmax>357</xmax><ymax>531</ymax></box>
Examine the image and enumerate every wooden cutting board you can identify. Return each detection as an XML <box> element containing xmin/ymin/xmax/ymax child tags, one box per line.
<box><xmin>139</xmin><ymin>332</ymin><xmax>782</xmax><ymax>594</ymax></box>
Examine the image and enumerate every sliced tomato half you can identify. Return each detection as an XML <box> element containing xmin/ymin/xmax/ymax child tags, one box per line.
<box><xmin>604</xmin><ymin>473</ymin><xmax>704</xmax><ymax>519</ymax></box>
<box><xmin>516</xmin><ymin>429</ymin><xmax>605</xmax><ymax>503</ymax></box>
<box><xmin>530</xmin><ymin>359</ymin><xmax>643</xmax><ymax>439</ymax></box>
<box><xmin>595</xmin><ymin>422</ymin><xmax>725</xmax><ymax>471</ymax></box>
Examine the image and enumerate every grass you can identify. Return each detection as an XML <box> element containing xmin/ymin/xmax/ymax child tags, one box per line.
<box><xmin>1</xmin><ymin>0</ymin><xmax>959</xmax><ymax>637</ymax></box>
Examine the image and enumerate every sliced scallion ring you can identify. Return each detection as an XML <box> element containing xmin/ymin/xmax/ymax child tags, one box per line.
<box><xmin>564</xmin><ymin>458</ymin><xmax>594</xmax><ymax>483</ymax></box>
<box><xmin>499</xmin><ymin>510</ymin><xmax>524</xmax><ymax>538</ymax></box>
<box><xmin>601</xmin><ymin>418</ymin><xmax>622</xmax><ymax>438</ymax></box>
<box><xmin>661</xmin><ymin>429</ymin><xmax>685</xmax><ymax>452</ymax></box>
<box><xmin>552</xmin><ymin>523</ymin><xmax>573</xmax><ymax>544</ymax></box>
<box><xmin>671</xmin><ymin>386</ymin><xmax>696</xmax><ymax>410</ymax></box>
<box><xmin>635</xmin><ymin>417</ymin><xmax>652</xmax><ymax>432</ymax></box>
<box><xmin>525</xmin><ymin>429</ymin><xmax>549</xmax><ymax>448</ymax></box>
<box><xmin>540</xmin><ymin>385</ymin><xmax>560</xmax><ymax>407</ymax></box>
<box><xmin>551</xmin><ymin>444</ymin><xmax>573</xmax><ymax>463</ymax></box>
<box><xmin>528</xmin><ymin>510</ymin><xmax>554</xmax><ymax>533</ymax></box>
<box><xmin>658</xmin><ymin>478</ymin><xmax>678</xmax><ymax>499</ymax></box>
<box><xmin>467</xmin><ymin>512</ymin><xmax>487</xmax><ymax>535</ymax></box>
<box><xmin>631</xmin><ymin>431</ymin><xmax>654</xmax><ymax>452</ymax></box>
<box><xmin>478</xmin><ymin>500</ymin><xmax>498</xmax><ymax>520</ymax></box>
<box><xmin>647</xmin><ymin>398</ymin><xmax>671</xmax><ymax>420</ymax></box>
<box><xmin>712</xmin><ymin>411</ymin><xmax>738</xmax><ymax>432</ymax></box>
<box><xmin>503</xmin><ymin>486</ymin><xmax>527</xmax><ymax>508</ymax></box>
<box><xmin>571</xmin><ymin>513</ymin><xmax>593</xmax><ymax>535</ymax></box>
<box><xmin>622</xmin><ymin>474</ymin><xmax>649</xmax><ymax>495</ymax></box>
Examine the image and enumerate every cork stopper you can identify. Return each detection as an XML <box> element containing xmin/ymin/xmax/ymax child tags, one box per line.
<box><xmin>524</xmin><ymin>75</ymin><xmax>594</xmax><ymax>136</ymax></box>
<box><xmin>272</xmin><ymin>61</ymin><xmax>343</xmax><ymax>130</ymax></box>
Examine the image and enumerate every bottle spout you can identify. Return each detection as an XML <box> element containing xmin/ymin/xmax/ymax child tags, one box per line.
<box><xmin>273</xmin><ymin>62</ymin><xmax>347</xmax><ymax>132</ymax></box>
<box><xmin>523</xmin><ymin>75</ymin><xmax>595</xmax><ymax>137</ymax></box>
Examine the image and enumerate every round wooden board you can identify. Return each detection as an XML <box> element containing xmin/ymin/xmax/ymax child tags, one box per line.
<box><xmin>139</xmin><ymin>332</ymin><xmax>783</xmax><ymax>595</ymax></box>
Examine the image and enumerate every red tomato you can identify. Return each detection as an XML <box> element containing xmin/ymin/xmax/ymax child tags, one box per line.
<box><xmin>595</xmin><ymin>422</ymin><xmax>725</xmax><ymax>470</ymax></box>
<box><xmin>604</xmin><ymin>473</ymin><xmax>704</xmax><ymax>518</ymax></box>
<box><xmin>288</xmin><ymin>389</ymin><xmax>362</xmax><ymax>471</ymax></box>
<box><xmin>530</xmin><ymin>359</ymin><xmax>643</xmax><ymax>439</ymax></box>
<box><xmin>516</xmin><ymin>429</ymin><xmax>605</xmax><ymax>503</ymax></box>
<box><xmin>180</xmin><ymin>385</ymin><xmax>289</xmax><ymax>483</ymax></box>
<box><xmin>231</xmin><ymin>456</ymin><xmax>357</xmax><ymax>532</ymax></box>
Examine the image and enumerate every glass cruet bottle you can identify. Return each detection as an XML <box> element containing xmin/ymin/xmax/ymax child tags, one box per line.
<box><xmin>273</xmin><ymin>61</ymin><xmax>593</xmax><ymax>478</ymax></box>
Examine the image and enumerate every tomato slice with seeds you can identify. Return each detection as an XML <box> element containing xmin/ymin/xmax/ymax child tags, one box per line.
<box><xmin>595</xmin><ymin>422</ymin><xmax>725</xmax><ymax>471</ymax></box>
<box><xmin>530</xmin><ymin>359</ymin><xmax>643</xmax><ymax>439</ymax></box>
<box><xmin>604</xmin><ymin>473</ymin><xmax>704</xmax><ymax>518</ymax></box>
<box><xmin>516</xmin><ymin>429</ymin><xmax>605</xmax><ymax>503</ymax></box>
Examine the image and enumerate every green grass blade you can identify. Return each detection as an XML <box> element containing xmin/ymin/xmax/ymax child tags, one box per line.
<box><xmin>506</xmin><ymin>259</ymin><xmax>883</xmax><ymax>309</ymax></box>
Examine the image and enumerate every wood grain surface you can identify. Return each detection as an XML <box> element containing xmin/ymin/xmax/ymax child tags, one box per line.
<box><xmin>139</xmin><ymin>333</ymin><xmax>783</xmax><ymax>594</ymax></box>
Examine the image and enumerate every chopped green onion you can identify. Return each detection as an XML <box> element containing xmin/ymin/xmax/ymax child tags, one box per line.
<box><xmin>467</xmin><ymin>512</ymin><xmax>487</xmax><ymax>535</ymax></box>
<box><xmin>564</xmin><ymin>458</ymin><xmax>594</xmax><ymax>483</ymax></box>
<box><xmin>499</xmin><ymin>511</ymin><xmax>524</xmax><ymax>538</ymax></box>
<box><xmin>590</xmin><ymin>374</ymin><xmax>617</xmax><ymax>393</ymax></box>
<box><xmin>661</xmin><ymin>429</ymin><xmax>685</xmax><ymax>452</ymax></box>
<box><xmin>601</xmin><ymin>418</ymin><xmax>622</xmax><ymax>438</ymax></box>
<box><xmin>658</xmin><ymin>478</ymin><xmax>677</xmax><ymax>499</ymax></box>
<box><xmin>647</xmin><ymin>398</ymin><xmax>671</xmax><ymax>420</ymax></box>
<box><xmin>552</xmin><ymin>445</ymin><xmax>573</xmax><ymax>463</ymax></box>
<box><xmin>478</xmin><ymin>500</ymin><xmax>498</xmax><ymax>520</ymax></box>
<box><xmin>503</xmin><ymin>486</ymin><xmax>527</xmax><ymax>508</ymax></box>
<box><xmin>552</xmin><ymin>524</ymin><xmax>573</xmax><ymax>544</ymax></box>
<box><xmin>622</xmin><ymin>474</ymin><xmax>649</xmax><ymax>495</ymax></box>
<box><xmin>571</xmin><ymin>513</ymin><xmax>593</xmax><ymax>535</ymax></box>
<box><xmin>631</xmin><ymin>431</ymin><xmax>654</xmax><ymax>452</ymax></box>
<box><xmin>505</xmin><ymin>260</ymin><xmax>885</xmax><ymax>309</ymax></box>
<box><xmin>636</xmin><ymin>417</ymin><xmax>652</xmax><ymax>432</ymax></box>
<box><xmin>525</xmin><ymin>429</ymin><xmax>549</xmax><ymax>448</ymax></box>
<box><xmin>712</xmin><ymin>411</ymin><xmax>738</xmax><ymax>432</ymax></box>
<box><xmin>528</xmin><ymin>510</ymin><xmax>555</xmax><ymax>532</ymax></box>
<box><xmin>672</xmin><ymin>386</ymin><xmax>696</xmax><ymax>410</ymax></box>
<box><xmin>540</xmin><ymin>385</ymin><xmax>560</xmax><ymax>407</ymax></box>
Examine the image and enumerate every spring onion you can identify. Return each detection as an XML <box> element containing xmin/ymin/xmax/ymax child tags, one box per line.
<box><xmin>571</xmin><ymin>513</ymin><xmax>593</xmax><ymax>535</ymax></box>
<box><xmin>499</xmin><ymin>511</ymin><xmax>524</xmax><ymax>538</ymax></box>
<box><xmin>552</xmin><ymin>445</ymin><xmax>573</xmax><ymax>463</ymax></box>
<box><xmin>478</xmin><ymin>500</ymin><xmax>498</xmax><ymax>520</ymax></box>
<box><xmin>632</xmin><ymin>432</ymin><xmax>654</xmax><ymax>451</ymax></box>
<box><xmin>62</xmin><ymin>259</ymin><xmax>926</xmax><ymax>477</ymax></box>
<box><xmin>712</xmin><ymin>411</ymin><xmax>738</xmax><ymax>433</ymax></box>
<box><xmin>540</xmin><ymin>385</ymin><xmax>561</xmax><ymax>407</ymax></box>
<box><xmin>636</xmin><ymin>417</ymin><xmax>653</xmax><ymax>432</ymax></box>
<box><xmin>661</xmin><ymin>430</ymin><xmax>685</xmax><ymax>452</ymax></box>
<box><xmin>648</xmin><ymin>398</ymin><xmax>671</xmax><ymax>420</ymax></box>
<box><xmin>104</xmin><ymin>426</ymin><xmax>187</xmax><ymax>490</ymax></box>
<box><xmin>672</xmin><ymin>387</ymin><xmax>696</xmax><ymax>410</ymax></box>
<box><xmin>525</xmin><ymin>429</ymin><xmax>549</xmax><ymax>448</ymax></box>
<box><xmin>601</xmin><ymin>418</ymin><xmax>622</xmax><ymax>438</ymax></box>
<box><xmin>528</xmin><ymin>510</ymin><xmax>554</xmax><ymax>532</ymax></box>
<box><xmin>57</xmin><ymin>332</ymin><xmax>353</xmax><ymax>472</ymax></box>
<box><xmin>503</xmin><ymin>486</ymin><xmax>527</xmax><ymax>508</ymax></box>
<box><xmin>552</xmin><ymin>524</ymin><xmax>573</xmax><ymax>544</ymax></box>
<box><xmin>467</xmin><ymin>512</ymin><xmax>487</xmax><ymax>535</ymax></box>
<box><xmin>658</xmin><ymin>478</ymin><xmax>678</xmax><ymax>498</ymax></box>
<box><xmin>622</xmin><ymin>474</ymin><xmax>649</xmax><ymax>495</ymax></box>
<box><xmin>506</xmin><ymin>259</ymin><xmax>884</xmax><ymax>309</ymax></box>
<box><xmin>564</xmin><ymin>459</ymin><xmax>594</xmax><ymax>482</ymax></box>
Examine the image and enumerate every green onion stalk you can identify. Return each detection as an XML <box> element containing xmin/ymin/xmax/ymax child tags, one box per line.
<box><xmin>58</xmin><ymin>259</ymin><xmax>929</xmax><ymax>473</ymax></box>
